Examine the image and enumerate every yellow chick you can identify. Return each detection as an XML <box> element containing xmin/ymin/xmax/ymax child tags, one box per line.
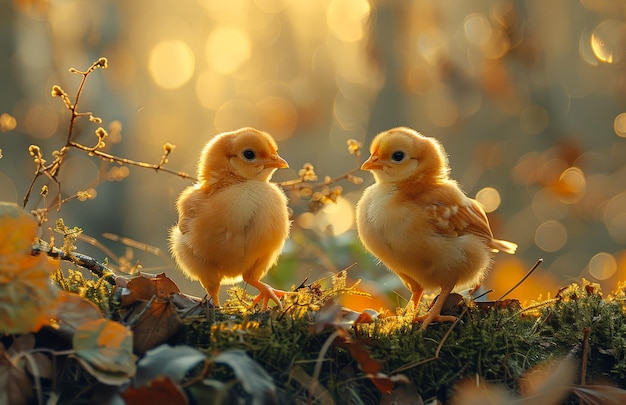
<box><xmin>356</xmin><ymin>127</ymin><xmax>517</xmax><ymax>328</ymax></box>
<box><xmin>169</xmin><ymin>127</ymin><xmax>290</xmax><ymax>310</ymax></box>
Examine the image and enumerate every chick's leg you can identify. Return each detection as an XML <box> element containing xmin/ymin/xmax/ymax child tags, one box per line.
<box><xmin>243</xmin><ymin>275</ymin><xmax>285</xmax><ymax>310</ymax></box>
<box><xmin>415</xmin><ymin>284</ymin><xmax>457</xmax><ymax>329</ymax></box>
<box><xmin>197</xmin><ymin>275</ymin><xmax>222</xmax><ymax>308</ymax></box>
<box><xmin>399</xmin><ymin>275</ymin><xmax>424</xmax><ymax>311</ymax></box>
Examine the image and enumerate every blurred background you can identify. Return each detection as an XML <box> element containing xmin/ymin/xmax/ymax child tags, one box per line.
<box><xmin>1</xmin><ymin>0</ymin><xmax>625</xmax><ymax>309</ymax></box>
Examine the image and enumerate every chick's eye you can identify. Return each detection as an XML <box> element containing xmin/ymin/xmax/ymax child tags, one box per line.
<box><xmin>242</xmin><ymin>149</ymin><xmax>256</xmax><ymax>160</ymax></box>
<box><xmin>391</xmin><ymin>151</ymin><xmax>405</xmax><ymax>162</ymax></box>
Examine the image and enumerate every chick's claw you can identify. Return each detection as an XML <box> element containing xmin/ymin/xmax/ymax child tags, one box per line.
<box><xmin>251</xmin><ymin>284</ymin><xmax>286</xmax><ymax>310</ymax></box>
<box><xmin>415</xmin><ymin>312</ymin><xmax>458</xmax><ymax>329</ymax></box>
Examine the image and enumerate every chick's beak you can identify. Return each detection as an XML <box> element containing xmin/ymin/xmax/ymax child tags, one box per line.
<box><xmin>361</xmin><ymin>155</ymin><xmax>384</xmax><ymax>171</ymax></box>
<box><xmin>262</xmin><ymin>154</ymin><xmax>289</xmax><ymax>169</ymax></box>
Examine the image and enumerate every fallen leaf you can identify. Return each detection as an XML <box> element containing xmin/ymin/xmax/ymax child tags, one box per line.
<box><xmin>0</xmin><ymin>202</ymin><xmax>38</xmax><ymax>255</ymax></box>
<box><xmin>122</xmin><ymin>376</ymin><xmax>188</xmax><ymax>405</ymax></box>
<box><xmin>134</xmin><ymin>344</ymin><xmax>206</xmax><ymax>387</ymax></box>
<box><xmin>213</xmin><ymin>349</ymin><xmax>277</xmax><ymax>405</ymax></box>
<box><xmin>54</xmin><ymin>290</ymin><xmax>103</xmax><ymax>331</ymax></box>
<box><xmin>128</xmin><ymin>299</ymin><xmax>183</xmax><ymax>355</ymax></box>
<box><xmin>380</xmin><ymin>383</ymin><xmax>424</xmax><ymax>405</ymax></box>
<box><xmin>288</xmin><ymin>366</ymin><xmax>335</xmax><ymax>405</ymax></box>
<box><xmin>0</xmin><ymin>344</ymin><xmax>33</xmax><ymax>405</ymax></box>
<box><xmin>73</xmin><ymin>319</ymin><xmax>136</xmax><ymax>384</ymax></box>
<box><xmin>570</xmin><ymin>385</ymin><xmax>626</xmax><ymax>404</ymax></box>
<box><xmin>0</xmin><ymin>203</ymin><xmax>58</xmax><ymax>334</ymax></box>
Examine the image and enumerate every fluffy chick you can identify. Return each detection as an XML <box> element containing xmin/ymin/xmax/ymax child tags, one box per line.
<box><xmin>170</xmin><ymin>127</ymin><xmax>290</xmax><ymax>310</ymax></box>
<box><xmin>356</xmin><ymin>127</ymin><xmax>517</xmax><ymax>328</ymax></box>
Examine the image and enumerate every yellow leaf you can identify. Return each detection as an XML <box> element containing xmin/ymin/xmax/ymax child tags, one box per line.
<box><xmin>0</xmin><ymin>202</ymin><xmax>38</xmax><ymax>255</ymax></box>
<box><xmin>0</xmin><ymin>202</ymin><xmax>58</xmax><ymax>333</ymax></box>
<box><xmin>73</xmin><ymin>319</ymin><xmax>136</xmax><ymax>384</ymax></box>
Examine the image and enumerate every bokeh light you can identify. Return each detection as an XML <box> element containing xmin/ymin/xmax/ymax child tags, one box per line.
<box><xmin>607</xmin><ymin>213</ymin><xmax>626</xmax><ymax>244</ymax></box>
<box><xmin>0</xmin><ymin>173</ymin><xmax>17</xmax><ymax>203</ymax></box>
<box><xmin>0</xmin><ymin>113</ymin><xmax>17</xmax><ymax>132</ymax></box>
<box><xmin>326</xmin><ymin>0</ymin><xmax>371</xmax><ymax>42</ymax></box>
<box><xmin>195</xmin><ymin>70</ymin><xmax>228</xmax><ymax>110</ymax></box>
<box><xmin>313</xmin><ymin>196</ymin><xmax>354</xmax><ymax>237</ymax></box>
<box><xmin>254</xmin><ymin>0</ymin><xmax>290</xmax><ymax>14</ymax></box>
<box><xmin>588</xmin><ymin>252</ymin><xmax>617</xmax><ymax>280</ymax></box>
<box><xmin>520</xmin><ymin>105</ymin><xmax>549</xmax><ymax>135</ymax></box>
<box><xmin>475</xmin><ymin>187</ymin><xmax>501</xmax><ymax>213</ymax></box>
<box><xmin>464</xmin><ymin>13</ymin><xmax>492</xmax><ymax>46</ymax></box>
<box><xmin>590</xmin><ymin>19</ymin><xmax>626</xmax><ymax>64</ymax></box>
<box><xmin>535</xmin><ymin>220</ymin><xmax>567</xmax><ymax>252</ymax></box>
<box><xmin>24</xmin><ymin>105</ymin><xmax>58</xmax><ymax>139</ymax></box>
<box><xmin>205</xmin><ymin>26</ymin><xmax>251</xmax><ymax>74</ymax></box>
<box><xmin>555</xmin><ymin>167</ymin><xmax>586</xmax><ymax>204</ymax></box>
<box><xmin>148</xmin><ymin>40</ymin><xmax>196</xmax><ymax>89</ymax></box>
<box><xmin>256</xmin><ymin>96</ymin><xmax>298</xmax><ymax>141</ymax></box>
<box><xmin>614</xmin><ymin>112</ymin><xmax>626</xmax><ymax>138</ymax></box>
<box><xmin>214</xmin><ymin>99</ymin><xmax>258</xmax><ymax>132</ymax></box>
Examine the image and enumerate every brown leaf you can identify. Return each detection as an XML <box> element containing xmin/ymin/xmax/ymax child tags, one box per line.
<box><xmin>122</xmin><ymin>376</ymin><xmax>188</xmax><ymax>405</ymax></box>
<box><xmin>343</xmin><ymin>340</ymin><xmax>382</xmax><ymax>375</ymax></box>
<box><xmin>570</xmin><ymin>385</ymin><xmax>626</xmax><ymax>404</ymax></box>
<box><xmin>54</xmin><ymin>291</ymin><xmax>103</xmax><ymax>331</ymax></box>
<box><xmin>0</xmin><ymin>345</ymin><xmax>33</xmax><ymax>405</ymax></box>
<box><xmin>73</xmin><ymin>319</ymin><xmax>136</xmax><ymax>384</ymax></box>
<box><xmin>288</xmin><ymin>366</ymin><xmax>336</xmax><ymax>405</ymax></box>
<box><xmin>314</xmin><ymin>300</ymin><xmax>343</xmax><ymax>333</ymax></box>
<box><xmin>380</xmin><ymin>383</ymin><xmax>424</xmax><ymax>405</ymax></box>
<box><xmin>123</xmin><ymin>273</ymin><xmax>180</xmax><ymax>305</ymax></box>
<box><xmin>128</xmin><ymin>299</ymin><xmax>183</xmax><ymax>355</ymax></box>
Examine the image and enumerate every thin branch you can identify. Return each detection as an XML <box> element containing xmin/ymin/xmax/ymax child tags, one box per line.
<box><xmin>497</xmin><ymin>258</ymin><xmax>543</xmax><ymax>301</ymax></box>
<box><xmin>32</xmin><ymin>240</ymin><xmax>117</xmax><ymax>285</ymax></box>
<box><xmin>68</xmin><ymin>141</ymin><xmax>195</xmax><ymax>180</ymax></box>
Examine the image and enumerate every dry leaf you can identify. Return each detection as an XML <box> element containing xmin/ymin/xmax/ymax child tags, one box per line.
<box><xmin>0</xmin><ymin>202</ymin><xmax>58</xmax><ymax>334</ymax></box>
<box><xmin>54</xmin><ymin>290</ymin><xmax>103</xmax><ymax>331</ymax></box>
<box><xmin>0</xmin><ymin>345</ymin><xmax>33</xmax><ymax>405</ymax></box>
<box><xmin>122</xmin><ymin>376</ymin><xmax>188</xmax><ymax>405</ymax></box>
<box><xmin>73</xmin><ymin>319</ymin><xmax>136</xmax><ymax>384</ymax></box>
<box><xmin>128</xmin><ymin>299</ymin><xmax>183</xmax><ymax>355</ymax></box>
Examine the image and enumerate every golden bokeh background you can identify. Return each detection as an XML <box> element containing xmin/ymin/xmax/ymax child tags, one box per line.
<box><xmin>1</xmin><ymin>0</ymin><xmax>625</xmax><ymax>308</ymax></box>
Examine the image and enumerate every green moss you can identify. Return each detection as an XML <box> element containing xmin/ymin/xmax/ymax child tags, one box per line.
<box><xmin>52</xmin><ymin>267</ymin><xmax>626</xmax><ymax>404</ymax></box>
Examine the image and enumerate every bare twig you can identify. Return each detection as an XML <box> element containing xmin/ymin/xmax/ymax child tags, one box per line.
<box><xmin>497</xmin><ymin>258</ymin><xmax>543</xmax><ymax>301</ymax></box>
<box><xmin>23</xmin><ymin>57</ymin><xmax>194</xmax><ymax>217</ymax></box>
<box><xmin>32</xmin><ymin>239</ymin><xmax>117</xmax><ymax>285</ymax></box>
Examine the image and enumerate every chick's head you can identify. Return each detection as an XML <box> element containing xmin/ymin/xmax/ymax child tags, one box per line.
<box><xmin>362</xmin><ymin>127</ymin><xmax>450</xmax><ymax>184</ymax></box>
<box><xmin>198</xmin><ymin>127</ymin><xmax>289</xmax><ymax>183</ymax></box>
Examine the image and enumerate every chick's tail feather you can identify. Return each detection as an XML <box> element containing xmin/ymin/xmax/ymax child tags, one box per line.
<box><xmin>490</xmin><ymin>239</ymin><xmax>518</xmax><ymax>254</ymax></box>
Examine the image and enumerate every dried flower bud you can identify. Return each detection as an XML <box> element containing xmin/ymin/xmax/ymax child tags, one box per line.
<box><xmin>89</xmin><ymin>115</ymin><xmax>103</xmax><ymax>124</ymax></box>
<box><xmin>298</xmin><ymin>162</ymin><xmax>318</xmax><ymax>181</ymax></box>
<box><xmin>40</xmin><ymin>185</ymin><xmax>48</xmax><ymax>196</ymax></box>
<box><xmin>28</xmin><ymin>145</ymin><xmax>42</xmax><ymax>157</ymax></box>
<box><xmin>96</xmin><ymin>57</ymin><xmax>108</xmax><ymax>69</ymax></box>
<box><xmin>347</xmin><ymin>139</ymin><xmax>362</xmax><ymax>156</ymax></box>
<box><xmin>299</xmin><ymin>187</ymin><xmax>313</xmax><ymax>197</ymax></box>
<box><xmin>77</xmin><ymin>190</ymin><xmax>96</xmax><ymax>201</ymax></box>
<box><xmin>95</xmin><ymin>127</ymin><xmax>108</xmax><ymax>139</ymax></box>
<box><xmin>51</xmin><ymin>85</ymin><xmax>65</xmax><ymax>98</ymax></box>
<box><xmin>163</xmin><ymin>143</ymin><xmax>176</xmax><ymax>153</ymax></box>
<box><xmin>347</xmin><ymin>174</ymin><xmax>364</xmax><ymax>184</ymax></box>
